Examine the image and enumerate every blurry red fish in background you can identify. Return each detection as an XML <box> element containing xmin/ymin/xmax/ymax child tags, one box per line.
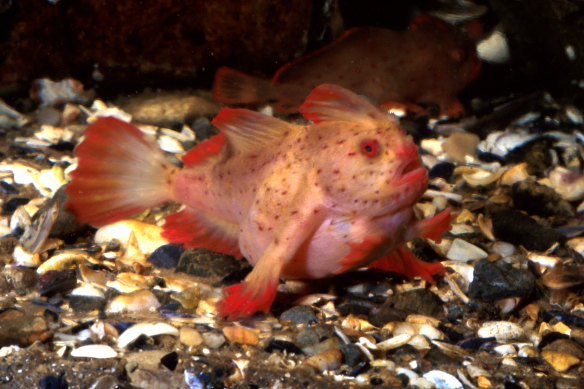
<box><xmin>213</xmin><ymin>15</ymin><xmax>482</xmax><ymax>117</ymax></box>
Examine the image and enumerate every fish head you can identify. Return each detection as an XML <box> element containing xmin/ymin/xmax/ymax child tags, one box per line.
<box><xmin>312</xmin><ymin>116</ymin><xmax>427</xmax><ymax>217</ymax></box>
<box><xmin>409</xmin><ymin>15</ymin><xmax>482</xmax><ymax>97</ymax></box>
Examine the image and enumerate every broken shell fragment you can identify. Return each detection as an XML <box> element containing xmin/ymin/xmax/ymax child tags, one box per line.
<box><xmin>36</xmin><ymin>251</ymin><xmax>90</xmax><ymax>274</ymax></box>
<box><xmin>106</xmin><ymin>289</ymin><xmax>160</xmax><ymax>314</ymax></box>
<box><xmin>446</xmin><ymin>238</ymin><xmax>488</xmax><ymax>261</ymax></box>
<box><xmin>94</xmin><ymin>220</ymin><xmax>169</xmax><ymax>255</ymax></box>
<box><xmin>222</xmin><ymin>326</ymin><xmax>259</xmax><ymax>346</ymax></box>
<box><xmin>117</xmin><ymin>322</ymin><xmax>179</xmax><ymax>348</ymax></box>
<box><xmin>70</xmin><ymin>344</ymin><xmax>117</xmax><ymax>359</ymax></box>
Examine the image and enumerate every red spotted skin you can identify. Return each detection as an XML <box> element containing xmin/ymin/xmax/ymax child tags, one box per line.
<box><xmin>213</xmin><ymin>15</ymin><xmax>481</xmax><ymax>116</ymax></box>
<box><xmin>66</xmin><ymin>85</ymin><xmax>451</xmax><ymax>320</ymax></box>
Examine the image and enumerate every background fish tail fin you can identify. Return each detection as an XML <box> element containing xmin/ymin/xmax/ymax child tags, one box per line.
<box><xmin>213</xmin><ymin>66</ymin><xmax>275</xmax><ymax>105</ymax></box>
<box><xmin>65</xmin><ymin>117</ymin><xmax>175</xmax><ymax>226</ymax></box>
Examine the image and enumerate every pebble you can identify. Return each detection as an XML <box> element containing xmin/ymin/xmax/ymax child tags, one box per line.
<box><xmin>179</xmin><ymin>326</ymin><xmax>203</xmax><ymax>347</ymax></box>
<box><xmin>175</xmin><ymin>248</ymin><xmax>244</xmax><ymax>278</ymax></box>
<box><xmin>0</xmin><ymin>309</ymin><xmax>52</xmax><ymax>346</ymax></box>
<box><xmin>542</xmin><ymin>338</ymin><xmax>584</xmax><ymax>359</ymax></box>
<box><xmin>477</xmin><ymin>321</ymin><xmax>524</xmax><ymax>341</ymax></box>
<box><xmin>222</xmin><ymin>325</ymin><xmax>259</xmax><ymax>346</ymax></box>
<box><xmin>106</xmin><ymin>290</ymin><xmax>161</xmax><ymax>314</ymax></box>
<box><xmin>541</xmin><ymin>350</ymin><xmax>580</xmax><ymax>372</ymax></box>
<box><xmin>147</xmin><ymin>244</ymin><xmax>184</xmax><ymax>269</ymax></box>
<box><xmin>511</xmin><ymin>179</ymin><xmax>574</xmax><ymax>218</ymax></box>
<box><xmin>69</xmin><ymin>284</ymin><xmax>106</xmax><ymax>312</ymax></box>
<box><xmin>302</xmin><ymin>349</ymin><xmax>342</xmax><ymax>373</ymax></box>
<box><xmin>280</xmin><ymin>305</ymin><xmax>319</xmax><ymax>325</ymax></box>
<box><xmin>468</xmin><ymin>259</ymin><xmax>536</xmax><ymax>302</ymax></box>
<box><xmin>202</xmin><ymin>332</ymin><xmax>225</xmax><ymax>349</ymax></box>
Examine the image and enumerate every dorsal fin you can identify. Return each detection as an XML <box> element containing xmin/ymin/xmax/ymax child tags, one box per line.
<box><xmin>299</xmin><ymin>84</ymin><xmax>394</xmax><ymax>125</ymax></box>
<box><xmin>211</xmin><ymin>108</ymin><xmax>291</xmax><ymax>153</ymax></box>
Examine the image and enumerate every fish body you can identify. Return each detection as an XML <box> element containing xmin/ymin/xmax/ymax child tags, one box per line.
<box><xmin>213</xmin><ymin>15</ymin><xmax>481</xmax><ymax>116</ymax></box>
<box><xmin>66</xmin><ymin>84</ymin><xmax>451</xmax><ymax>319</ymax></box>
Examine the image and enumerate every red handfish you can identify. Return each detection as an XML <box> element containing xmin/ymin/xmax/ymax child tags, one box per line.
<box><xmin>65</xmin><ymin>84</ymin><xmax>452</xmax><ymax>320</ymax></box>
<box><xmin>213</xmin><ymin>15</ymin><xmax>481</xmax><ymax>117</ymax></box>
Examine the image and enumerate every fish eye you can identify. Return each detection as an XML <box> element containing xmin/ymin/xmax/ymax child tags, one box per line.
<box><xmin>360</xmin><ymin>139</ymin><xmax>380</xmax><ymax>157</ymax></box>
<box><xmin>451</xmin><ymin>48</ymin><xmax>465</xmax><ymax>62</ymax></box>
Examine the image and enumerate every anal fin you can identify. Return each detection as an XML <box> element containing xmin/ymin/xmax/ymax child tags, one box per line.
<box><xmin>162</xmin><ymin>208</ymin><xmax>241</xmax><ymax>257</ymax></box>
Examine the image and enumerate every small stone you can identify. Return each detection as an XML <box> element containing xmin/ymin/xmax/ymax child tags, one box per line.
<box><xmin>340</xmin><ymin>343</ymin><xmax>365</xmax><ymax>367</ymax></box>
<box><xmin>512</xmin><ymin>179</ymin><xmax>574</xmax><ymax>218</ymax></box>
<box><xmin>179</xmin><ymin>326</ymin><xmax>203</xmax><ymax>347</ymax></box>
<box><xmin>3</xmin><ymin>266</ymin><xmax>38</xmax><ymax>295</ymax></box>
<box><xmin>468</xmin><ymin>259</ymin><xmax>536</xmax><ymax>302</ymax></box>
<box><xmin>107</xmin><ymin>290</ymin><xmax>161</xmax><ymax>314</ymax></box>
<box><xmin>370</xmin><ymin>289</ymin><xmax>444</xmax><ymax>327</ymax></box>
<box><xmin>176</xmin><ymin>248</ymin><xmax>244</xmax><ymax>278</ymax></box>
<box><xmin>477</xmin><ymin>376</ymin><xmax>492</xmax><ymax>388</ymax></box>
<box><xmin>222</xmin><ymin>326</ymin><xmax>259</xmax><ymax>346</ymax></box>
<box><xmin>541</xmin><ymin>350</ymin><xmax>580</xmax><ymax>372</ymax></box>
<box><xmin>490</xmin><ymin>208</ymin><xmax>565</xmax><ymax>251</ymax></box>
<box><xmin>542</xmin><ymin>338</ymin><xmax>584</xmax><ymax>359</ymax></box>
<box><xmin>280</xmin><ymin>305</ymin><xmax>318</xmax><ymax>325</ymax></box>
<box><xmin>147</xmin><ymin>244</ymin><xmax>184</xmax><ymax>269</ymax></box>
<box><xmin>422</xmin><ymin>370</ymin><xmax>463</xmax><ymax>389</ymax></box>
<box><xmin>477</xmin><ymin>321</ymin><xmax>524</xmax><ymax>341</ymax></box>
<box><xmin>202</xmin><ymin>332</ymin><xmax>225</xmax><ymax>349</ymax></box>
<box><xmin>302</xmin><ymin>349</ymin><xmax>342</xmax><ymax>373</ymax></box>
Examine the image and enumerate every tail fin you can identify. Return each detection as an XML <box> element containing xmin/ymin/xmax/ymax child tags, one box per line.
<box><xmin>212</xmin><ymin>66</ymin><xmax>275</xmax><ymax>105</ymax></box>
<box><xmin>65</xmin><ymin>117</ymin><xmax>175</xmax><ymax>226</ymax></box>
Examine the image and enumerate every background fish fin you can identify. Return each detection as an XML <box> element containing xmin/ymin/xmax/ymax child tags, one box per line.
<box><xmin>213</xmin><ymin>66</ymin><xmax>276</xmax><ymax>105</ymax></box>
<box><xmin>65</xmin><ymin>117</ymin><xmax>174</xmax><ymax>226</ymax></box>
<box><xmin>211</xmin><ymin>107</ymin><xmax>292</xmax><ymax>153</ymax></box>
<box><xmin>162</xmin><ymin>208</ymin><xmax>241</xmax><ymax>257</ymax></box>
<box><xmin>181</xmin><ymin>133</ymin><xmax>226</xmax><ymax>167</ymax></box>
<box><xmin>299</xmin><ymin>84</ymin><xmax>395</xmax><ymax>125</ymax></box>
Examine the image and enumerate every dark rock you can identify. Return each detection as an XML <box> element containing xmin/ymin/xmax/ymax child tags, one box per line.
<box><xmin>347</xmin><ymin>361</ymin><xmax>369</xmax><ymax>377</ymax></box>
<box><xmin>428</xmin><ymin>161</ymin><xmax>455</xmax><ymax>180</ymax></box>
<box><xmin>176</xmin><ymin>248</ymin><xmax>245</xmax><ymax>278</ymax></box>
<box><xmin>468</xmin><ymin>259</ymin><xmax>536</xmax><ymax>302</ymax></box>
<box><xmin>369</xmin><ymin>289</ymin><xmax>443</xmax><ymax>327</ymax></box>
<box><xmin>2</xmin><ymin>197</ymin><xmax>29</xmax><ymax>214</ymax></box>
<box><xmin>512</xmin><ymin>180</ymin><xmax>574</xmax><ymax>219</ymax></box>
<box><xmin>3</xmin><ymin>266</ymin><xmax>38</xmax><ymax>295</ymax></box>
<box><xmin>490</xmin><ymin>208</ymin><xmax>565</xmax><ymax>251</ymax></box>
<box><xmin>0</xmin><ymin>180</ymin><xmax>19</xmax><ymax>195</ymax></box>
<box><xmin>543</xmin><ymin>310</ymin><xmax>584</xmax><ymax>328</ymax></box>
<box><xmin>160</xmin><ymin>351</ymin><xmax>179</xmax><ymax>371</ymax></box>
<box><xmin>147</xmin><ymin>244</ymin><xmax>184</xmax><ymax>269</ymax></box>
<box><xmin>280</xmin><ymin>305</ymin><xmax>319</xmax><ymax>325</ymax></box>
<box><xmin>457</xmin><ymin>337</ymin><xmax>496</xmax><ymax>350</ymax></box>
<box><xmin>265</xmin><ymin>339</ymin><xmax>303</xmax><ymax>355</ymax></box>
<box><xmin>69</xmin><ymin>286</ymin><xmax>106</xmax><ymax>312</ymax></box>
<box><xmin>0</xmin><ymin>309</ymin><xmax>52</xmax><ymax>346</ymax></box>
<box><xmin>295</xmin><ymin>325</ymin><xmax>334</xmax><ymax>346</ymax></box>
<box><xmin>38</xmin><ymin>270</ymin><xmax>77</xmax><ymax>297</ymax></box>
<box><xmin>336</xmin><ymin>297</ymin><xmax>376</xmax><ymax>317</ymax></box>
<box><xmin>340</xmin><ymin>343</ymin><xmax>365</xmax><ymax>367</ymax></box>
<box><xmin>39</xmin><ymin>374</ymin><xmax>68</xmax><ymax>389</ymax></box>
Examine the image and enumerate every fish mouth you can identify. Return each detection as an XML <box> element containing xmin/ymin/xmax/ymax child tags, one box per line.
<box><xmin>395</xmin><ymin>161</ymin><xmax>427</xmax><ymax>188</ymax></box>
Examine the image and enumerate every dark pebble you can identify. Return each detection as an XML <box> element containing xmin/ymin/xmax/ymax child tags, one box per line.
<box><xmin>38</xmin><ymin>374</ymin><xmax>68</xmax><ymax>389</ymax></box>
<box><xmin>490</xmin><ymin>208</ymin><xmax>565</xmax><ymax>251</ymax></box>
<box><xmin>369</xmin><ymin>377</ymin><xmax>383</xmax><ymax>386</ymax></box>
<box><xmin>46</xmin><ymin>187</ymin><xmax>88</xmax><ymax>241</ymax></box>
<box><xmin>336</xmin><ymin>297</ymin><xmax>376</xmax><ymax>317</ymax></box>
<box><xmin>2</xmin><ymin>197</ymin><xmax>29</xmax><ymax>214</ymax></box>
<box><xmin>426</xmin><ymin>348</ymin><xmax>462</xmax><ymax>365</ymax></box>
<box><xmin>147</xmin><ymin>244</ymin><xmax>184</xmax><ymax>269</ymax></box>
<box><xmin>265</xmin><ymin>339</ymin><xmax>303</xmax><ymax>355</ymax></box>
<box><xmin>544</xmin><ymin>310</ymin><xmax>584</xmax><ymax>328</ymax></box>
<box><xmin>295</xmin><ymin>325</ymin><xmax>334</xmax><ymax>346</ymax></box>
<box><xmin>69</xmin><ymin>294</ymin><xmax>106</xmax><ymax>312</ymax></box>
<box><xmin>457</xmin><ymin>337</ymin><xmax>496</xmax><ymax>350</ymax></box>
<box><xmin>279</xmin><ymin>305</ymin><xmax>318</xmax><ymax>325</ymax></box>
<box><xmin>512</xmin><ymin>180</ymin><xmax>574</xmax><ymax>218</ymax></box>
<box><xmin>176</xmin><ymin>248</ymin><xmax>244</xmax><ymax>278</ymax></box>
<box><xmin>347</xmin><ymin>361</ymin><xmax>369</xmax><ymax>377</ymax></box>
<box><xmin>369</xmin><ymin>289</ymin><xmax>443</xmax><ymax>327</ymax></box>
<box><xmin>340</xmin><ymin>343</ymin><xmax>365</xmax><ymax>367</ymax></box>
<box><xmin>428</xmin><ymin>161</ymin><xmax>455</xmax><ymax>180</ymax></box>
<box><xmin>467</xmin><ymin>258</ymin><xmax>536</xmax><ymax>302</ymax></box>
<box><xmin>0</xmin><ymin>309</ymin><xmax>52</xmax><ymax>347</ymax></box>
<box><xmin>160</xmin><ymin>351</ymin><xmax>179</xmax><ymax>371</ymax></box>
<box><xmin>39</xmin><ymin>270</ymin><xmax>77</xmax><ymax>297</ymax></box>
<box><xmin>0</xmin><ymin>180</ymin><xmax>19</xmax><ymax>195</ymax></box>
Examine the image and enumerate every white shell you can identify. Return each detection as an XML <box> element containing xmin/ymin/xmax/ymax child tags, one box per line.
<box><xmin>477</xmin><ymin>321</ymin><xmax>524</xmax><ymax>341</ymax></box>
<box><xmin>422</xmin><ymin>370</ymin><xmax>464</xmax><ymax>389</ymax></box>
<box><xmin>117</xmin><ymin>322</ymin><xmax>179</xmax><ymax>348</ymax></box>
<box><xmin>70</xmin><ymin>344</ymin><xmax>117</xmax><ymax>359</ymax></box>
<box><xmin>446</xmin><ymin>238</ymin><xmax>488</xmax><ymax>261</ymax></box>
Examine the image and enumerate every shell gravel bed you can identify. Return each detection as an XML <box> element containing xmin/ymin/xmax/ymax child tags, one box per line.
<box><xmin>2</xmin><ymin>83</ymin><xmax>584</xmax><ymax>389</ymax></box>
